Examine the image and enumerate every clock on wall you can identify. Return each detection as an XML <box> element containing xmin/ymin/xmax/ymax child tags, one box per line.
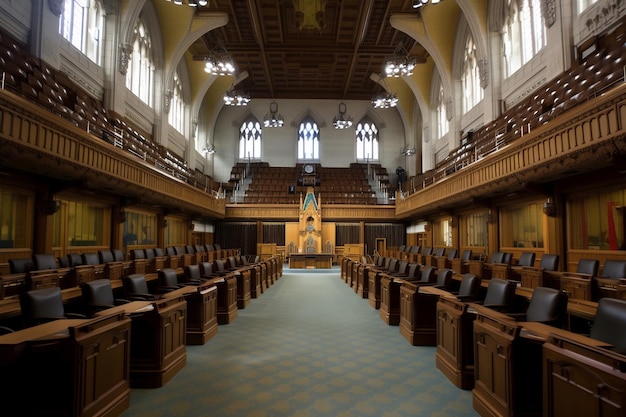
<box><xmin>304</xmin><ymin>164</ymin><xmax>314</xmax><ymax>174</ymax></box>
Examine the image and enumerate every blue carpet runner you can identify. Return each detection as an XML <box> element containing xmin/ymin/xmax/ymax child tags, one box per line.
<box><xmin>121</xmin><ymin>266</ymin><xmax>478</xmax><ymax>417</ymax></box>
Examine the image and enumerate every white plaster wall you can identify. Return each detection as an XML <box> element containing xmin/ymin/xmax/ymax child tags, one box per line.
<box><xmin>211</xmin><ymin>98</ymin><xmax>407</xmax><ymax>184</ymax></box>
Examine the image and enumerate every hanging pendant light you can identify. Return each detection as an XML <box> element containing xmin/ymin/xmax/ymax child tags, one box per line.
<box><xmin>263</xmin><ymin>101</ymin><xmax>284</xmax><ymax>128</ymax></box>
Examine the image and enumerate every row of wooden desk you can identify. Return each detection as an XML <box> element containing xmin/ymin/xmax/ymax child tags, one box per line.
<box><xmin>340</xmin><ymin>257</ymin><xmax>625</xmax><ymax>417</ymax></box>
<box><xmin>0</xmin><ymin>255</ymin><xmax>284</xmax><ymax>417</ymax></box>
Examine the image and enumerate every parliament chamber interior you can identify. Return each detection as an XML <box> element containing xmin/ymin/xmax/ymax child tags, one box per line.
<box><xmin>1</xmin><ymin>1</ymin><xmax>626</xmax><ymax>416</ymax></box>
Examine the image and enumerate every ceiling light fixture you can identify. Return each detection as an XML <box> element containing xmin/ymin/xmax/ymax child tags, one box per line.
<box><xmin>168</xmin><ymin>0</ymin><xmax>208</xmax><ymax>6</ymax></box>
<box><xmin>412</xmin><ymin>0</ymin><xmax>442</xmax><ymax>8</ymax></box>
<box><xmin>223</xmin><ymin>89</ymin><xmax>250</xmax><ymax>106</ymax></box>
<box><xmin>333</xmin><ymin>102</ymin><xmax>353</xmax><ymax>129</ymax></box>
<box><xmin>383</xmin><ymin>42</ymin><xmax>416</xmax><ymax>77</ymax></box>
<box><xmin>204</xmin><ymin>41</ymin><xmax>236</xmax><ymax>76</ymax></box>
<box><xmin>371</xmin><ymin>77</ymin><xmax>398</xmax><ymax>109</ymax></box>
<box><xmin>263</xmin><ymin>101</ymin><xmax>284</xmax><ymax>128</ymax></box>
<box><xmin>372</xmin><ymin>91</ymin><xmax>398</xmax><ymax>109</ymax></box>
<box><xmin>293</xmin><ymin>0</ymin><xmax>327</xmax><ymax>32</ymax></box>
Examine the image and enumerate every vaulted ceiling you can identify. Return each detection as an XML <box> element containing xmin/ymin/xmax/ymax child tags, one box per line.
<box><xmin>186</xmin><ymin>0</ymin><xmax>427</xmax><ymax>101</ymax></box>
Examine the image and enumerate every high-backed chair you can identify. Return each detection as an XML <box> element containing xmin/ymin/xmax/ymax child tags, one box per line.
<box><xmin>453</xmin><ymin>273</ymin><xmax>481</xmax><ymax>301</ymax></box>
<box><xmin>9</xmin><ymin>258</ymin><xmax>34</xmax><ymax>274</ymax></box>
<box><xmin>560</xmin><ymin>258</ymin><xmax>599</xmax><ymax>300</ymax></box>
<box><xmin>157</xmin><ymin>268</ymin><xmax>186</xmax><ymax>291</ymax></box>
<box><xmin>432</xmin><ymin>269</ymin><xmax>454</xmax><ymax>290</ymax></box>
<box><xmin>199</xmin><ymin>262</ymin><xmax>220</xmax><ymax>278</ymax></box>
<box><xmin>477</xmin><ymin>278</ymin><xmax>517</xmax><ymax>312</ymax></box>
<box><xmin>122</xmin><ymin>274</ymin><xmax>160</xmax><ymax>300</ymax></box>
<box><xmin>183</xmin><ymin>264</ymin><xmax>211</xmax><ymax>284</ymax></box>
<box><xmin>442</xmin><ymin>248</ymin><xmax>458</xmax><ymax>269</ymax></box>
<box><xmin>20</xmin><ymin>287</ymin><xmax>85</xmax><ymax>327</ymax></box>
<box><xmin>506</xmin><ymin>287</ymin><xmax>568</xmax><ymax>327</ymax></box>
<box><xmin>595</xmin><ymin>259</ymin><xmax>626</xmax><ymax>299</ymax></box>
<box><xmin>32</xmin><ymin>253</ymin><xmax>58</xmax><ymax>270</ymax></box>
<box><xmin>589</xmin><ymin>298</ymin><xmax>626</xmax><ymax>352</ymax></box>
<box><xmin>410</xmin><ymin>265</ymin><xmax>436</xmax><ymax>284</ymax></box>
<box><xmin>81</xmin><ymin>279</ymin><xmax>130</xmax><ymax>316</ymax></box>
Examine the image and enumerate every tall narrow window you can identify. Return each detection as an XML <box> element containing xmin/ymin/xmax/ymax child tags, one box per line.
<box><xmin>126</xmin><ymin>18</ymin><xmax>155</xmax><ymax>107</ymax></box>
<box><xmin>168</xmin><ymin>70</ymin><xmax>185</xmax><ymax>134</ymax></box>
<box><xmin>59</xmin><ymin>0</ymin><xmax>105</xmax><ymax>64</ymax></box>
<box><xmin>298</xmin><ymin>117</ymin><xmax>320</xmax><ymax>161</ymax></box>
<box><xmin>502</xmin><ymin>0</ymin><xmax>547</xmax><ymax>77</ymax></box>
<box><xmin>239</xmin><ymin>118</ymin><xmax>262</xmax><ymax>160</ymax></box>
<box><xmin>461</xmin><ymin>34</ymin><xmax>483</xmax><ymax>113</ymax></box>
<box><xmin>436</xmin><ymin>84</ymin><xmax>449</xmax><ymax>139</ymax></box>
<box><xmin>356</xmin><ymin>119</ymin><xmax>379</xmax><ymax>161</ymax></box>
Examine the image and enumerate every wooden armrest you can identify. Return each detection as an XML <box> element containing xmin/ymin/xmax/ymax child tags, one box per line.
<box><xmin>561</xmin><ymin>272</ymin><xmax>592</xmax><ymax>280</ymax></box>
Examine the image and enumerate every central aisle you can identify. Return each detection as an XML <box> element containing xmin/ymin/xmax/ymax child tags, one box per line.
<box><xmin>122</xmin><ymin>266</ymin><xmax>478</xmax><ymax>417</ymax></box>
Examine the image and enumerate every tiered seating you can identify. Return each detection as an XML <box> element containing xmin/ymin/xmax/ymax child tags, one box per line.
<box><xmin>0</xmin><ymin>29</ymin><xmax>222</xmax><ymax>197</ymax></box>
<box><xmin>405</xmin><ymin>25</ymin><xmax>626</xmax><ymax>195</ymax></box>
<box><xmin>242</xmin><ymin>164</ymin><xmax>377</xmax><ymax>204</ymax></box>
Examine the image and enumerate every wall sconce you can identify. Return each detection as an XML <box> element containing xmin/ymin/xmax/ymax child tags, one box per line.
<box><xmin>543</xmin><ymin>198</ymin><xmax>557</xmax><ymax>217</ymax></box>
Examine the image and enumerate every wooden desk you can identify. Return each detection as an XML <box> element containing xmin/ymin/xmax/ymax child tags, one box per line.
<box><xmin>379</xmin><ymin>275</ymin><xmax>401</xmax><ymax>325</ymax></box>
<box><xmin>98</xmin><ymin>296</ymin><xmax>187</xmax><ymax>388</ymax></box>
<box><xmin>544</xmin><ymin>332</ymin><xmax>624</xmax><ymax>417</ymax></box>
<box><xmin>289</xmin><ymin>253</ymin><xmax>333</xmax><ymax>269</ymax></box>
<box><xmin>0</xmin><ymin>314</ymin><xmax>131</xmax><ymax>417</ymax></box>
<box><xmin>398</xmin><ymin>281</ymin><xmax>440</xmax><ymax>345</ymax></box>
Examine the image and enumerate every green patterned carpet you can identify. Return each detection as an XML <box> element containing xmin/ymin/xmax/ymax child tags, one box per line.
<box><xmin>121</xmin><ymin>267</ymin><xmax>478</xmax><ymax>417</ymax></box>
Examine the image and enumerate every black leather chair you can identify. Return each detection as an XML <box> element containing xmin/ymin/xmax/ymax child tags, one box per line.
<box><xmin>32</xmin><ymin>253</ymin><xmax>58</xmax><ymax>270</ymax></box>
<box><xmin>453</xmin><ymin>273</ymin><xmax>481</xmax><ymax>301</ymax></box>
<box><xmin>432</xmin><ymin>268</ymin><xmax>454</xmax><ymax>290</ymax></box>
<box><xmin>157</xmin><ymin>268</ymin><xmax>186</xmax><ymax>291</ymax></box>
<box><xmin>517</xmin><ymin>252</ymin><xmax>536</xmax><ymax>267</ymax></box>
<box><xmin>508</xmin><ymin>287</ymin><xmax>568</xmax><ymax>327</ymax></box>
<box><xmin>478</xmin><ymin>279</ymin><xmax>517</xmax><ymax>311</ymax></box>
<box><xmin>589</xmin><ymin>298</ymin><xmax>626</xmax><ymax>353</ymax></box>
<box><xmin>8</xmin><ymin>258</ymin><xmax>34</xmax><ymax>274</ymax></box>
<box><xmin>81</xmin><ymin>279</ymin><xmax>130</xmax><ymax>315</ymax></box>
<box><xmin>184</xmin><ymin>264</ymin><xmax>212</xmax><ymax>283</ymax></box>
<box><xmin>560</xmin><ymin>258</ymin><xmax>599</xmax><ymax>300</ymax></box>
<box><xmin>122</xmin><ymin>274</ymin><xmax>161</xmax><ymax>300</ymax></box>
<box><xmin>98</xmin><ymin>250</ymin><xmax>115</xmax><ymax>264</ymax></box>
<box><xmin>82</xmin><ymin>252</ymin><xmax>101</xmax><ymax>267</ymax></box>
<box><xmin>407</xmin><ymin>265</ymin><xmax>436</xmax><ymax>284</ymax></box>
<box><xmin>199</xmin><ymin>261</ymin><xmax>219</xmax><ymax>277</ymax></box>
<box><xmin>20</xmin><ymin>287</ymin><xmax>85</xmax><ymax>327</ymax></box>
<box><xmin>390</xmin><ymin>260</ymin><xmax>409</xmax><ymax>276</ymax></box>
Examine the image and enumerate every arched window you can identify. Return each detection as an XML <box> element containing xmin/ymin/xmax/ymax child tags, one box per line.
<box><xmin>436</xmin><ymin>83</ymin><xmax>449</xmax><ymax>139</ymax></box>
<box><xmin>59</xmin><ymin>0</ymin><xmax>105</xmax><ymax>65</ymax></box>
<box><xmin>355</xmin><ymin>119</ymin><xmax>379</xmax><ymax>161</ymax></box>
<box><xmin>461</xmin><ymin>34</ymin><xmax>483</xmax><ymax>113</ymax></box>
<box><xmin>239</xmin><ymin>118</ymin><xmax>262</xmax><ymax>160</ymax></box>
<box><xmin>168</xmin><ymin>70</ymin><xmax>185</xmax><ymax>134</ymax></box>
<box><xmin>298</xmin><ymin>117</ymin><xmax>320</xmax><ymax>161</ymax></box>
<box><xmin>502</xmin><ymin>0</ymin><xmax>546</xmax><ymax>77</ymax></box>
<box><xmin>126</xmin><ymin>17</ymin><xmax>155</xmax><ymax>107</ymax></box>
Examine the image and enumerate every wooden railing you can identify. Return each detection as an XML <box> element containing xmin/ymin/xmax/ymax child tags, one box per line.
<box><xmin>396</xmin><ymin>83</ymin><xmax>626</xmax><ymax>218</ymax></box>
<box><xmin>0</xmin><ymin>89</ymin><xmax>226</xmax><ymax>218</ymax></box>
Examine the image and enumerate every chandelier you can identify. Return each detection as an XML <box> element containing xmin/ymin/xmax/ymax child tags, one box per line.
<box><xmin>223</xmin><ymin>89</ymin><xmax>250</xmax><ymax>106</ymax></box>
<box><xmin>383</xmin><ymin>42</ymin><xmax>416</xmax><ymax>77</ymax></box>
<box><xmin>263</xmin><ymin>101</ymin><xmax>284</xmax><ymax>128</ymax></box>
<box><xmin>168</xmin><ymin>0</ymin><xmax>208</xmax><ymax>6</ymax></box>
<box><xmin>412</xmin><ymin>0</ymin><xmax>442</xmax><ymax>8</ymax></box>
<box><xmin>372</xmin><ymin>91</ymin><xmax>398</xmax><ymax>109</ymax></box>
<box><xmin>204</xmin><ymin>41</ymin><xmax>236</xmax><ymax>76</ymax></box>
<box><xmin>333</xmin><ymin>102</ymin><xmax>353</xmax><ymax>129</ymax></box>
